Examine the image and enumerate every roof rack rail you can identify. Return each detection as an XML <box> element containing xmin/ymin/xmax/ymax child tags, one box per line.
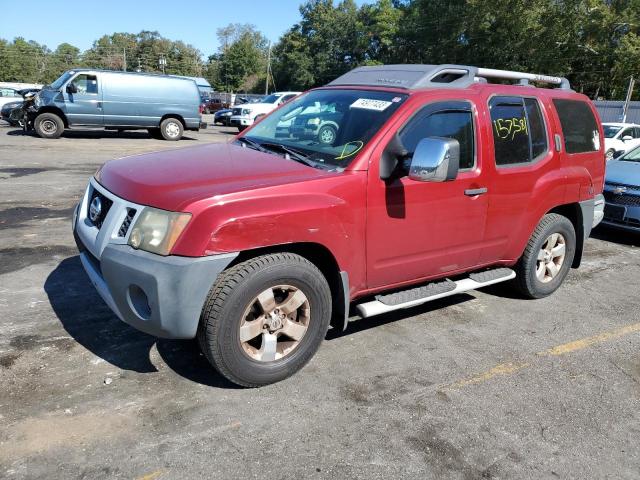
<box><xmin>327</xmin><ymin>64</ymin><xmax>571</xmax><ymax>91</ymax></box>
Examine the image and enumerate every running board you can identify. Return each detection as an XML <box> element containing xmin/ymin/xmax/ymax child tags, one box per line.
<box><xmin>356</xmin><ymin>268</ymin><xmax>516</xmax><ymax>318</ymax></box>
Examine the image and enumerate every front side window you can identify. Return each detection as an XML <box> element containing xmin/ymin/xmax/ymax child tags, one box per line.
<box><xmin>552</xmin><ymin>99</ymin><xmax>599</xmax><ymax>154</ymax></box>
<box><xmin>71</xmin><ymin>74</ymin><xmax>98</xmax><ymax>95</ymax></box>
<box><xmin>399</xmin><ymin>101</ymin><xmax>475</xmax><ymax>170</ymax></box>
<box><xmin>490</xmin><ymin>96</ymin><xmax>547</xmax><ymax>166</ymax></box>
<box><xmin>262</xmin><ymin>94</ymin><xmax>282</xmax><ymax>104</ymax></box>
<box><xmin>244</xmin><ymin>89</ymin><xmax>407</xmax><ymax>169</ymax></box>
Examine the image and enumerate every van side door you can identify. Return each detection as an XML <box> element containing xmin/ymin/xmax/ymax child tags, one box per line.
<box><xmin>366</xmin><ymin>97</ymin><xmax>489</xmax><ymax>289</ymax></box>
<box><xmin>63</xmin><ymin>73</ymin><xmax>103</xmax><ymax>126</ymax></box>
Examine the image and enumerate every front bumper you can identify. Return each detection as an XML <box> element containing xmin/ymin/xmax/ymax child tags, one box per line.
<box><xmin>601</xmin><ymin>189</ymin><xmax>640</xmax><ymax>232</ymax></box>
<box><xmin>73</xmin><ymin>179</ymin><xmax>237</xmax><ymax>339</ymax></box>
<box><xmin>230</xmin><ymin>115</ymin><xmax>253</xmax><ymax>127</ymax></box>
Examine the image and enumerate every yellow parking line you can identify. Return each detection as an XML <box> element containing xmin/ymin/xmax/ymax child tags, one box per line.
<box><xmin>443</xmin><ymin>362</ymin><xmax>529</xmax><ymax>390</ymax></box>
<box><xmin>440</xmin><ymin>322</ymin><xmax>640</xmax><ymax>391</ymax></box>
<box><xmin>135</xmin><ymin>470</ymin><xmax>163</xmax><ymax>480</ymax></box>
<box><xmin>538</xmin><ymin>322</ymin><xmax>640</xmax><ymax>357</ymax></box>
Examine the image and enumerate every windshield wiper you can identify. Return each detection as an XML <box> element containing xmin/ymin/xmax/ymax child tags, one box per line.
<box><xmin>259</xmin><ymin>142</ymin><xmax>320</xmax><ymax>168</ymax></box>
<box><xmin>236</xmin><ymin>136</ymin><xmax>270</xmax><ymax>154</ymax></box>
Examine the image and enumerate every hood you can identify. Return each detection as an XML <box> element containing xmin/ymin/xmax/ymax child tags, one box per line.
<box><xmin>96</xmin><ymin>142</ymin><xmax>333</xmax><ymax>211</ymax></box>
<box><xmin>605</xmin><ymin>159</ymin><xmax>640</xmax><ymax>186</ymax></box>
<box><xmin>241</xmin><ymin>102</ymin><xmax>277</xmax><ymax>113</ymax></box>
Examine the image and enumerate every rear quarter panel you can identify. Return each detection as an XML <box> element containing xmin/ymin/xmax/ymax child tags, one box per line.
<box><xmin>102</xmin><ymin>73</ymin><xmax>200</xmax><ymax>127</ymax></box>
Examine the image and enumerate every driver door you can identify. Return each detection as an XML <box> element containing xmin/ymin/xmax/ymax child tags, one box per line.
<box><xmin>63</xmin><ymin>73</ymin><xmax>103</xmax><ymax>126</ymax></box>
<box><xmin>366</xmin><ymin>98</ymin><xmax>489</xmax><ymax>289</ymax></box>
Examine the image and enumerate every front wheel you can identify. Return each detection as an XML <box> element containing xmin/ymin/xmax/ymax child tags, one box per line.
<box><xmin>513</xmin><ymin>213</ymin><xmax>576</xmax><ymax>299</ymax></box>
<box><xmin>34</xmin><ymin>112</ymin><xmax>64</xmax><ymax>139</ymax></box>
<box><xmin>198</xmin><ymin>253</ymin><xmax>332</xmax><ymax>387</ymax></box>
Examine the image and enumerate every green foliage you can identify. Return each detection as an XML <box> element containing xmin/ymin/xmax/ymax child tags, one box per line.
<box><xmin>1</xmin><ymin>1</ymin><xmax>639</xmax><ymax>99</ymax></box>
<box><xmin>205</xmin><ymin>24</ymin><xmax>269</xmax><ymax>92</ymax></box>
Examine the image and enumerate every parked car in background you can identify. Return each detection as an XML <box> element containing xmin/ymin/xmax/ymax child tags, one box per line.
<box><xmin>74</xmin><ymin>64</ymin><xmax>605</xmax><ymax>387</ymax></box>
<box><xmin>23</xmin><ymin>69</ymin><xmax>204</xmax><ymax>140</ymax></box>
<box><xmin>1</xmin><ymin>100</ymin><xmax>23</xmax><ymax>126</ymax></box>
<box><xmin>601</xmin><ymin>144</ymin><xmax>640</xmax><ymax>231</ymax></box>
<box><xmin>214</xmin><ymin>108</ymin><xmax>232</xmax><ymax>125</ymax></box>
<box><xmin>230</xmin><ymin>91</ymin><xmax>301</xmax><ymax>131</ymax></box>
<box><xmin>0</xmin><ymin>87</ymin><xmax>23</xmax><ymax>109</ymax></box>
<box><xmin>203</xmin><ymin>97</ymin><xmax>229</xmax><ymax>114</ymax></box>
<box><xmin>603</xmin><ymin>122</ymin><xmax>640</xmax><ymax>160</ymax></box>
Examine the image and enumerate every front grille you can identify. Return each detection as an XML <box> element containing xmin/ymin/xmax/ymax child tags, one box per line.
<box><xmin>603</xmin><ymin>190</ymin><xmax>640</xmax><ymax>207</ymax></box>
<box><xmin>118</xmin><ymin>208</ymin><xmax>137</xmax><ymax>237</ymax></box>
<box><xmin>232</xmin><ymin>107</ymin><xmax>242</xmax><ymax>115</ymax></box>
<box><xmin>87</xmin><ymin>189</ymin><xmax>113</xmax><ymax>229</ymax></box>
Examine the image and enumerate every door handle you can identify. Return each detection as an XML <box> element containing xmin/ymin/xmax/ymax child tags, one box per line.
<box><xmin>464</xmin><ymin>187</ymin><xmax>488</xmax><ymax>196</ymax></box>
<box><xmin>97</xmin><ymin>101</ymin><xmax>102</xmax><ymax>109</ymax></box>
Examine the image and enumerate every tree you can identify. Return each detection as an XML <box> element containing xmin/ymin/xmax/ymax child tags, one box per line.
<box><xmin>210</xmin><ymin>24</ymin><xmax>269</xmax><ymax>92</ymax></box>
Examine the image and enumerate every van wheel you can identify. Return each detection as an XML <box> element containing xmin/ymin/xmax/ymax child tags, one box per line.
<box><xmin>198</xmin><ymin>253</ymin><xmax>332</xmax><ymax>387</ymax></box>
<box><xmin>34</xmin><ymin>113</ymin><xmax>64</xmax><ymax>139</ymax></box>
<box><xmin>160</xmin><ymin>118</ymin><xmax>183</xmax><ymax>141</ymax></box>
<box><xmin>513</xmin><ymin>213</ymin><xmax>576</xmax><ymax>299</ymax></box>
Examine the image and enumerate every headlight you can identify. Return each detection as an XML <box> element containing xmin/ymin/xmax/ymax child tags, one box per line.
<box><xmin>242</xmin><ymin>108</ymin><xmax>252</xmax><ymax>116</ymax></box>
<box><xmin>128</xmin><ymin>207</ymin><xmax>191</xmax><ymax>256</ymax></box>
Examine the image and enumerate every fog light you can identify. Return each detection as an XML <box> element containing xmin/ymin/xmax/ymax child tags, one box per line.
<box><xmin>129</xmin><ymin>228</ymin><xmax>143</xmax><ymax>248</ymax></box>
<box><xmin>128</xmin><ymin>284</ymin><xmax>151</xmax><ymax>320</ymax></box>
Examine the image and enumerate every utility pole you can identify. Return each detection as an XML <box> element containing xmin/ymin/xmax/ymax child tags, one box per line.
<box><xmin>265</xmin><ymin>42</ymin><xmax>271</xmax><ymax>95</ymax></box>
<box><xmin>123</xmin><ymin>48</ymin><xmax>127</xmax><ymax>72</ymax></box>
<box><xmin>622</xmin><ymin>76</ymin><xmax>635</xmax><ymax>123</ymax></box>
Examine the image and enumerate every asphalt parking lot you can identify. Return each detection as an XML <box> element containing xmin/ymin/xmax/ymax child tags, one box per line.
<box><xmin>1</xmin><ymin>119</ymin><xmax>640</xmax><ymax>480</ymax></box>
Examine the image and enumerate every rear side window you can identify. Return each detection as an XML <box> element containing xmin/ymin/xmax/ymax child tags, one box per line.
<box><xmin>489</xmin><ymin>96</ymin><xmax>548</xmax><ymax>166</ymax></box>
<box><xmin>552</xmin><ymin>99</ymin><xmax>600</xmax><ymax>153</ymax></box>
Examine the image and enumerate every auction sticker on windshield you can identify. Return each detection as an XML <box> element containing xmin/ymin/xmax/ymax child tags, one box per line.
<box><xmin>350</xmin><ymin>98</ymin><xmax>393</xmax><ymax>111</ymax></box>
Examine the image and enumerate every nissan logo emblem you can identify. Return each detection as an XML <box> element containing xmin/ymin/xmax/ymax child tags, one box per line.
<box><xmin>89</xmin><ymin>196</ymin><xmax>102</xmax><ymax>223</ymax></box>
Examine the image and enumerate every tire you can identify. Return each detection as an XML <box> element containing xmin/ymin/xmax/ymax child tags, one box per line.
<box><xmin>34</xmin><ymin>112</ymin><xmax>64</xmax><ymax>139</ymax></box>
<box><xmin>160</xmin><ymin>117</ymin><xmax>183</xmax><ymax>141</ymax></box>
<box><xmin>147</xmin><ymin>128</ymin><xmax>163</xmax><ymax>140</ymax></box>
<box><xmin>237</xmin><ymin>126</ymin><xmax>247</xmax><ymax>132</ymax></box>
<box><xmin>317</xmin><ymin>124</ymin><xmax>337</xmax><ymax>145</ymax></box>
<box><xmin>513</xmin><ymin>213</ymin><xmax>576</xmax><ymax>299</ymax></box>
<box><xmin>198</xmin><ymin>253</ymin><xmax>332</xmax><ymax>387</ymax></box>
<box><xmin>605</xmin><ymin>148</ymin><xmax>615</xmax><ymax>161</ymax></box>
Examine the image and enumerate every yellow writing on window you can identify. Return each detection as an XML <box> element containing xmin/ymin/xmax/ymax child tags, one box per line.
<box><xmin>494</xmin><ymin>117</ymin><xmax>528</xmax><ymax>140</ymax></box>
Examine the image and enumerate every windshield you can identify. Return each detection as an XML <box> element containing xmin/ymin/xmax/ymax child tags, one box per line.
<box><xmin>242</xmin><ymin>89</ymin><xmax>407</xmax><ymax>169</ymax></box>
<box><xmin>619</xmin><ymin>145</ymin><xmax>640</xmax><ymax>162</ymax></box>
<box><xmin>603</xmin><ymin>125</ymin><xmax>623</xmax><ymax>138</ymax></box>
<box><xmin>262</xmin><ymin>94</ymin><xmax>282</xmax><ymax>104</ymax></box>
<box><xmin>49</xmin><ymin>71</ymin><xmax>76</xmax><ymax>90</ymax></box>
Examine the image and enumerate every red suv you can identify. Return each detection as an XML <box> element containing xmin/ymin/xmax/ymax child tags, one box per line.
<box><xmin>73</xmin><ymin>64</ymin><xmax>605</xmax><ymax>387</ymax></box>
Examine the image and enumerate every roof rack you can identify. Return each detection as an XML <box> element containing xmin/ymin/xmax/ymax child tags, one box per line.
<box><xmin>327</xmin><ymin>64</ymin><xmax>571</xmax><ymax>91</ymax></box>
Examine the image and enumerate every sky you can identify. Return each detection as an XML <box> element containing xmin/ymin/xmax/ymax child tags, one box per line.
<box><xmin>1</xmin><ymin>0</ymin><xmax>367</xmax><ymax>57</ymax></box>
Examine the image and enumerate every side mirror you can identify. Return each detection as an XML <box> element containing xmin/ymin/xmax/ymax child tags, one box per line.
<box><xmin>622</xmin><ymin>135</ymin><xmax>633</xmax><ymax>142</ymax></box>
<box><xmin>408</xmin><ymin>137</ymin><xmax>460</xmax><ymax>182</ymax></box>
<box><xmin>66</xmin><ymin>83</ymin><xmax>77</xmax><ymax>94</ymax></box>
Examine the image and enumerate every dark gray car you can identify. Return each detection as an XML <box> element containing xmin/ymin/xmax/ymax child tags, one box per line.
<box><xmin>602</xmin><ymin>145</ymin><xmax>640</xmax><ymax>232</ymax></box>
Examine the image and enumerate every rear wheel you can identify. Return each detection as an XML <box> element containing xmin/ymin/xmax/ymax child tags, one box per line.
<box><xmin>198</xmin><ymin>253</ymin><xmax>332</xmax><ymax>387</ymax></box>
<box><xmin>34</xmin><ymin>112</ymin><xmax>64</xmax><ymax>139</ymax></box>
<box><xmin>513</xmin><ymin>213</ymin><xmax>576</xmax><ymax>299</ymax></box>
<box><xmin>160</xmin><ymin>117</ymin><xmax>183</xmax><ymax>141</ymax></box>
